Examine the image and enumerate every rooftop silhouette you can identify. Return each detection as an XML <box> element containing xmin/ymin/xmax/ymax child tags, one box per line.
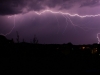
<box><xmin>0</xmin><ymin>35</ymin><xmax>14</xmax><ymax>44</ymax></box>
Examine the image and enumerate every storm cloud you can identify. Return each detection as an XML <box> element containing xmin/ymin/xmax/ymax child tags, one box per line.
<box><xmin>0</xmin><ymin>0</ymin><xmax>100</xmax><ymax>15</ymax></box>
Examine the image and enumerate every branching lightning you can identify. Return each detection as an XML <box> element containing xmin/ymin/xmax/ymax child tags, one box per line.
<box><xmin>35</xmin><ymin>10</ymin><xmax>100</xmax><ymax>18</ymax></box>
<box><xmin>35</xmin><ymin>10</ymin><xmax>100</xmax><ymax>43</ymax></box>
<box><xmin>1</xmin><ymin>9</ymin><xmax>100</xmax><ymax>43</ymax></box>
<box><xmin>35</xmin><ymin>10</ymin><xmax>100</xmax><ymax>31</ymax></box>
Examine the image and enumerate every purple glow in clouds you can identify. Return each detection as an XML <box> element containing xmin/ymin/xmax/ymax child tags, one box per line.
<box><xmin>1</xmin><ymin>0</ymin><xmax>100</xmax><ymax>44</ymax></box>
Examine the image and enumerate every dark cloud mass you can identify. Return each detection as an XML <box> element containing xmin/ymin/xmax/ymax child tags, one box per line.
<box><xmin>0</xmin><ymin>0</ymin><xmax>100</xmax><ymax>15</ymax></box>
<box><xmin>80</xmin><ymin>0</ymin><xmax>100</xmax><ymax>7</ymax></box>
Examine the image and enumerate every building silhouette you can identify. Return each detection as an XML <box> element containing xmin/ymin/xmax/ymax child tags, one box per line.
<box><xmin>0</xmin><ymin>35</ymin><xmax>14</xmax><ymax>44</ymax></box>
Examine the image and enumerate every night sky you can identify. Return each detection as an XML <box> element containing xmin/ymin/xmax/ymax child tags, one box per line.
<box><xmin>1</xmin><ymin>0</ymin><xmax>100</xmax><ymax>44</ymax></box>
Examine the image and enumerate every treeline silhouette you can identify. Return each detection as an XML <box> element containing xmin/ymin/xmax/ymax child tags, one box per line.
<box><xmin>1</xmin><ymin>35</ymin><xmax>100</xmax><ymax>74</ymax></box>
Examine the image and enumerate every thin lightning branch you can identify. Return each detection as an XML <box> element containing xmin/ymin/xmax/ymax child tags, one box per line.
<box><xmin>63</xmin><ymin>17</ymin><xmax>69</xmax><ymax>34</ymax></box>
<box><xmin>54</xmin><ymin>11</ymin><xmax>96</xmax><ymax>33</ymax></box>
<box><xmin>0</xmin><ymin>15</ymin><xmax>16</xmax><ymax>36</ymax></box>
<box><xmin>67</xmin><ymin>15</ymin><xmax>90</xmax><ymax>31</ymax></box>
<box><xmin>62</xmin><ymin>14</ymin><xmax>68</xmax><ymax>27</ymax></box>
<box><xmin>67</xmin><ymin>16</ymin><xmax>86</xmax><ymax>31</ymax></box>
<box><xmin>64</xmin><ymin>15</ymin><xmax>98</xmax><ymax>31</ymax></box>
<box><xmin>64</xmin><ymin>15</ymin><xmax>77</xmax><ymax>30</ymax></box>
<box><xmin>61</xmin><ymin>14</ymin><xmax>69</xmax><ymax>33</ymax></box>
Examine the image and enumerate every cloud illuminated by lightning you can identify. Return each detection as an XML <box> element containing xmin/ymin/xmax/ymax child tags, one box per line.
<box><xmin>1</xmin><ymin>9</ymin><xmax>100</xmax><ymax>43</ymax></box>
<box><xmin>35</xmin><ymin>10</ymin><xmax>100</xmax><ymax>44</ymax></box>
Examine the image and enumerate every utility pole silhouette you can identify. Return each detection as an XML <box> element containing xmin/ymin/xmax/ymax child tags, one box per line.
<box><xmin>33</xmin><ymin>35</ymin><xmax>38</xmax><ymax>44</ymax></box>
<box><xmin>16</xmin><ymin>31</ymin><xmax>19</xmax><ymax>43</ymax></box>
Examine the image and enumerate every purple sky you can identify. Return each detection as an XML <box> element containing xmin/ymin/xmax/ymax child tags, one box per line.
<box><xmin>1</xmin><ymin>0</ymin><xmax>100</xmax><ymax>44</ymax></box>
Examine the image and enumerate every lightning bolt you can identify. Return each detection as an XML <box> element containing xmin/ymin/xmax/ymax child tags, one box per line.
<box><xmin>35</xmin><ymin>10</ymin><xmax>100</xmax><ymax>18</ymax></box>
<box><xmin>35</xmin><ymin>10</ymin><xmax>100</xmax><ymax>31</ymax></box>
<box><xmin>35</xmin><ymin>10</ymin><xmax>100</xmax><ymax>43</ymax></box>
<box><xmin>1</xmin><ymin>10</ymin><xmax>100</xmax><ymax>43</ymax></box>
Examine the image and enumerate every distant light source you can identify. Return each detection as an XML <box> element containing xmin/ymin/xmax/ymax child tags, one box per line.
<box><xmin>82</xmin><ymin>47</ymin><xmax>85</xmax><ymax>49</ymax></box>
<box><xmin>99</xmin><ymin>54</ymin><xmax>100</xmax><ymax>56</ymax></box>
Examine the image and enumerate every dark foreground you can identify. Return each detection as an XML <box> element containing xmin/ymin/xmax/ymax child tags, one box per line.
<box><xmin>1</xmin><ymin>44</ymin><xmax>100</xmax><ymax>74</ymax></box>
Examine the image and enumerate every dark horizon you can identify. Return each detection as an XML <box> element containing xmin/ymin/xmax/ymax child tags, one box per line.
<box><xmin>1</xmin><ymin>34</ymin><xmax>100</xmax><ymax>73</ymax></box>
